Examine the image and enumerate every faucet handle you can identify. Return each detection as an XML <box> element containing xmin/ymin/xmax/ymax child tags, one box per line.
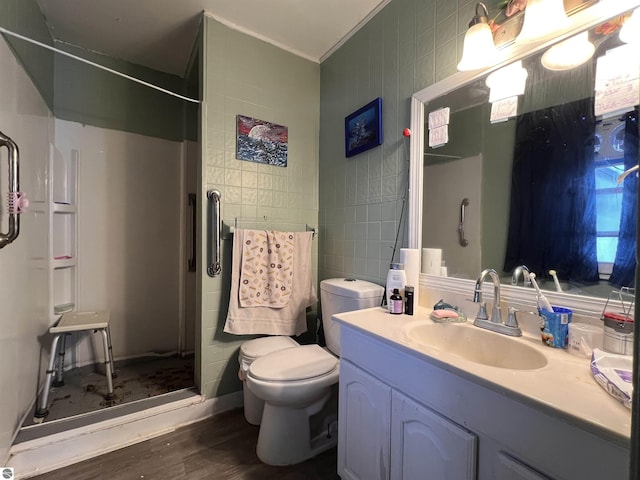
<box><xmin>476</xmin><ymin>301</ymin><xmax>489</xmax><ymax>321</ymax></box>
<box><xmin>505</xmin><ymin>307</ymin><xmax>519</xmax><ymax>328</ymax></box>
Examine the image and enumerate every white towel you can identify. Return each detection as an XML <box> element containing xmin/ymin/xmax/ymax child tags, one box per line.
<box><xmin>224</xmin><ymin>229</ymin><xmax>316</xmax><ymax>336</ymax></box>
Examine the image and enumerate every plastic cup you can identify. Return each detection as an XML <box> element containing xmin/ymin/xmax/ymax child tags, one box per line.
<box><xmin>568</xmin><ymin>323</ymin><xmax>603</xmax><ymax>357</ymax></box>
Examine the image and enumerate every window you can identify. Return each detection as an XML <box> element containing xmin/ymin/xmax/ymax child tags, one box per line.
<box><xmin>594</xmin><ymin>119</ymin><xmax>626</xmax><ymax>279</ymax></box>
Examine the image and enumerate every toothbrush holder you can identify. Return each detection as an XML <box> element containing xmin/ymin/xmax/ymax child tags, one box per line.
<box><xmin>539</xmin><ymin>306</ymin><xmax>572</xmax><ymax>349</ymax></box>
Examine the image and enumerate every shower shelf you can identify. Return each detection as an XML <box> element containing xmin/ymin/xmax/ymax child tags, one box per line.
<box><xmin>53</xmin><ymin>302</ymin><xmax>75</xmax><ymax>315</ymax></box>
<box><xmin>53</xmin><ymin>203</ymin><xmax>76</xmax><ymax>214</ymax></box>
<box><xmin>53</xmin><ymin>258</ymin><xmax>75</xmax><ymax>269</ymax></box>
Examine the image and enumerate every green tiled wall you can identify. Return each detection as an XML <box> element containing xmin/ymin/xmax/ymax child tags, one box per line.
<box><xmin>198</xmin><ymin>16</ymin><xmax>320</xmax><ymax>398</ymax></box>
<box><xmin>318</xmin><ymin>0</ymin><xmax>501</xmax><ymax>287</ymax></box>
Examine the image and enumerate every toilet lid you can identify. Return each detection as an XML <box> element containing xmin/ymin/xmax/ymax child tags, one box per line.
<box><xmin>249</xmin><ymin>345</ymin><xmax>338</xmax><ymax>382</ymax></box>
<box><xmin>240</xmin><ymin>336</ymin><xmax>299</xmax><ymax>361</ymax></box>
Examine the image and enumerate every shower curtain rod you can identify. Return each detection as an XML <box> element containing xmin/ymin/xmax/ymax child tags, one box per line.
<box><xmin>0</xmin><ymin>26</ymin><xmax>201</xmax><ymax>104</ymax></box>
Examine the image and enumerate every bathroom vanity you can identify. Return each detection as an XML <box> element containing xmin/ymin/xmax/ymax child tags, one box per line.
<box><xmin>335</xmin><ymin>307</ymin><xmax>630</xmax><ymax>480</ymax></box>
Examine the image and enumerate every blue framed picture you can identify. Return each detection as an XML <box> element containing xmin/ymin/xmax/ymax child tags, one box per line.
<box><xmin>345</xmin><ymin>97</ymin><xmax>383</xmax><ymax>158</ymax></box>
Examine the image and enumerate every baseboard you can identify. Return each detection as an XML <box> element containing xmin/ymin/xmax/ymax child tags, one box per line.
<box><xmin>8</xmin><ymin>390</ymin><xmax>243</xmax><ymax>479</ymax></box>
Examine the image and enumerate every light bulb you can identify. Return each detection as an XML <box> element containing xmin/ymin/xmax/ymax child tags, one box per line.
<box><xmin>516</xmin><ymin>0</ymin><xmax>570</xmax><ymax>43</ymax></box>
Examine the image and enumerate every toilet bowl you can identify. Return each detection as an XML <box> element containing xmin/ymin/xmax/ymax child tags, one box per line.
<box><xmin>238</xmin><ymin>336</ymin><xmax>299</xmax><ymax>425</ymax></box>
<box><xmin>246</xmin><ymin>344</ymin><xmax>340</xmax><ymax>465</ymax></box>
<box><xmin>242</xmin><ymin>278</ymin><xmax>384</xmax><ymax>466</ymax></box>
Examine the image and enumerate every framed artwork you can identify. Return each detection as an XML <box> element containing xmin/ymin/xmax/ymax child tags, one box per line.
<box><xmin>236</xmin><ymin>115</ymin><xmax>288</xmax><ymax>167</ymax></box>
<box><xmin>345</xmin><ymin>97</ymin><xmax>383</xmax><ymax>158</ymax></box>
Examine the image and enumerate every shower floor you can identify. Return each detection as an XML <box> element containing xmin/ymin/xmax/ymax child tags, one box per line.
<box><xmin>23</xmin><ymin>355</ymin><xmax>194</xmax><ymax>426</ymax></box>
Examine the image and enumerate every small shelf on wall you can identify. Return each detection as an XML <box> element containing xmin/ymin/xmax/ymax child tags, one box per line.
<box><xmin>52</xmin><ymin>148</ymin><xmax>77</xmax><ymax>205</ymax></box>
<box><xmin>52</xmin><ymin>266</ymin><xmax>76</xmax><ymax>314</ymax></box>
<box><xmin>53</xmin><ymin>258</ymin><xmax>75</xmax><ymax>269</ymax></box>
<box><xmin>53</xmin><ymin>213</ymin><xmax>76</xmax><ymax>260</ymax></box>
<box><xmin>53</xmin><ymin>203</ymin><xmax>76</xmax><ymax>214</ymax></box>
<box><xmin>54</xmin><ymin>302</ymin><xmax>75</xmax><ymax>315</ymax></box>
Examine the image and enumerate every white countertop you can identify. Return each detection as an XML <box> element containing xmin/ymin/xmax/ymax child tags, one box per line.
<box><xmin>335</xmin><ymin>306</ymin><xmax>631</xmax><ymax>445</ymax></box>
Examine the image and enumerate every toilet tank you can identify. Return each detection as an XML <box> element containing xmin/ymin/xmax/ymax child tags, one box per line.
<box><xmin>320</xmin><ymin>278</ymin><xmax>384</xmax><ymax>356</ymax></box>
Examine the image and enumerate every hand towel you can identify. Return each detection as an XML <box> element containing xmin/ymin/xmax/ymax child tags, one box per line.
<box><xmin>224</xmin><ymin>229</ymin><xmax>316</xmax><ymax>336</ymax></box>
<box><xmin>239</xmin><ymin>230</ymin><xmax>294</xmax><ymax>308</ymax></box>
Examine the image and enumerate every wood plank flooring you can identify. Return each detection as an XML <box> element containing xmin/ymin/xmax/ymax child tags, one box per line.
<box><xmin>31</xmin><ymin>408</ymin><xmax>339</xmax><ymax>480</ymax></box>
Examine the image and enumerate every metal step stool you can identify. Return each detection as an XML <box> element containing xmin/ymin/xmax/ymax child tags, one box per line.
<box><xmin>35</xmin><ymin>311</ymin><xmax>116</xmax><ymax>421</ymax></box>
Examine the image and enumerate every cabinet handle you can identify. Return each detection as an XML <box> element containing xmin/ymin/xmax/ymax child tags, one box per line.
<box><xmin>207</xmin><ymin>189</ymin><xmax>221</xmax><ymax>277</ymax></box>
<box><xmin>0</xmin><ymin>131</ymin><xmax>28</xmax><ymax>249</ymax></box>
<box><xmin>458</xmin><ymin>198</ymin><xmax>469</xmax><ymax>247</ymax></box>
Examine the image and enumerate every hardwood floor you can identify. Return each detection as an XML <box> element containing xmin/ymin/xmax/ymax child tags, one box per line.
<box><xmin>31</xmin><ymin>408</ymin><xmax>339</xmax><ymax>480</ymax></box>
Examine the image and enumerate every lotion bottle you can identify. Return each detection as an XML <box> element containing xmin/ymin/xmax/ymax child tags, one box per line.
<box><xmin>386</xmin><ymin>263</ymin><xmax>406</xmax><ymax>307</ymax></box>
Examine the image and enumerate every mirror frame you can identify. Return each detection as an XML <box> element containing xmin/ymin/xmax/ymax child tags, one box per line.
<box><xmin>408</xmin><ymin>2</ymin><xmax>640</xmax><ymax>476</ymax></box>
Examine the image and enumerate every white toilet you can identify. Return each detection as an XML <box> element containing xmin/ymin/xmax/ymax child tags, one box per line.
<box><xmin>244</xmin><ymin>277</ymin><xmax>384</xmax><ymax>466</ymax></box>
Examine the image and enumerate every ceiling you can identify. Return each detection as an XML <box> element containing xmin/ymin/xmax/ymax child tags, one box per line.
<box><xmin>35</xmin><ymin>0</ymin><xmax>390</xmax><ymax>77</ymax></box>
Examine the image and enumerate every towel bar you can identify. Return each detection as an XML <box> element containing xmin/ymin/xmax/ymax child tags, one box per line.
<box><xmin>222</xmin><ymin>218</ymin><xmax>317</xmax><ymax>240</ymax></box>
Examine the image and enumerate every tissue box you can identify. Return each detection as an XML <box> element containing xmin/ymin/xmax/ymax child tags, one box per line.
<box><xmin>590</xmin><ymin>348</ymin><xmax>633</xmax><ymax>409</ymax></box>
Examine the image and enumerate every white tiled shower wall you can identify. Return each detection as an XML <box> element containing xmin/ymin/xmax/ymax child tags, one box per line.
<box><xmin>54</xmin><ymin>119</ymin><xmax>184</xmax><ymax>365</ymax></box>
<box><xmin>0</xmin><ymin>36</ymin><xmax>51</xmax><ymax>463</ymax></box>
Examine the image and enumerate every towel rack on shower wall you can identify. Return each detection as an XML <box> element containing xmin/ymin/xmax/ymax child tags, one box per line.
<box><xmin>0</xmin><ymin>131</ymin><xmax>28</xmax><ymax>249</ymax></box>
<box><xmin>207</xmin><ymin>189</ymin><xmax>222</xmax><ymax>277</ymax></box>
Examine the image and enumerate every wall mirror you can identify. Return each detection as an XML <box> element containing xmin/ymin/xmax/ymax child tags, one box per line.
<box><xmin>409</xmin><ymin>1</ymin><xmax>640</xmax><ymax>301</ymax></box>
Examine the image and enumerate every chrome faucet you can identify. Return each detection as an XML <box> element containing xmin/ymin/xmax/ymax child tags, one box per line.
<box><xmin>512</xmin><ymin>265</ymin><xmax>532</xmax><ymax>288</ymax></box>
<box><xmin>473</xmin><ymin>268</ymin><xmax>522</xmax><ymax>337</ymax></box>
<box><xmin>473</xmin><ymin>268</ymin><xmax>502</xmax><ymax>323</ymax></box>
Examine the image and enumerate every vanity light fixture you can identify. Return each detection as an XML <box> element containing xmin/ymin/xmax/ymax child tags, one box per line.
<box><xmin>457</xmin><ymin>3</ymin><xmax>499</xmax><ymax>71</ymax></box>
<box><xmin>620</xmin><ymin>7</ymin><xmax>640</xmax><ymax>45</ymax></box>
<box><xmin>516</xmin><ymin>0</ymin><xmax>570</xmax><ymax>43</ymax></box>
<box><xmin>541</xmin><ymin>32</ymin><xmax>595</xmax><ymax>71</ymax></box>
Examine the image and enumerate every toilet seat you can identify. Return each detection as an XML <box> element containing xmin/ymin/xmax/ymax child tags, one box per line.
<box><xmin>249</xmin><ymin>345</ymin><xmax>338</xmax><ymax>382</ymax></box>
<box><xmin>240</xmin><ymin>336</ymin><xmax>299</xmax><ymax>363</ymax></box>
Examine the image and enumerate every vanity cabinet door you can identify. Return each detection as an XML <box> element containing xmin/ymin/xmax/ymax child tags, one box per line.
<box><xmin>338</xmin><ymin>360</ymin><xmax>392</xmax><ymax>480</ymax></box>
<box><xmin>492</xmin><ymin>452</ymin><xmax>552</xmax><ymax>480</ymax></box>
<box><xmin>390</xmin><ymin>391</ymin><xmax>477</xmax><ymax>480</ymax></box>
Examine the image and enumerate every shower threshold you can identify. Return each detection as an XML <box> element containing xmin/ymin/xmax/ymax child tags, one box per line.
<box><xmin>15</xmin><ymin>387</ymin><xmax>200</xmax><ymax>444</ymax></box>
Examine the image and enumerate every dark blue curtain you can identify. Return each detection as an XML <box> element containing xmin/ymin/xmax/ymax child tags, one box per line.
<box><xmin>504</xmin><ymin>98</ymin><xmax>599</xmax><ymax>283</ymax></box>
<box><xmin>609</xmin><ymin>108</ymin><xmax>639</xmax><ymax>288</ymax></box>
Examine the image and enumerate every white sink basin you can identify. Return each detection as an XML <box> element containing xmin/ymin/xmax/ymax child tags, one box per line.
<box><xmin>405</xmin><ymin>322</ymin><xmax>548</xmax><ymax>370</ymax></box>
